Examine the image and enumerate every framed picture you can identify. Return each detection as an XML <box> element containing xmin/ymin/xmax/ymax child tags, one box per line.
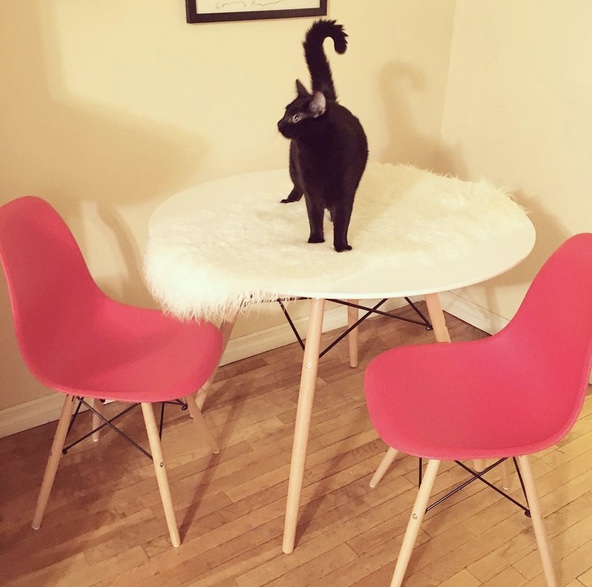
<box><xmin>185</xmin><ymin>0</ymin><xmax>327</xmax><ymax>24</ymax></box>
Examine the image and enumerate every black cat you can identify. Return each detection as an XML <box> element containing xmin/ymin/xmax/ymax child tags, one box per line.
<box><xmin>277</xmin><ymin>20</ymin><xmax>368</xmax><ymax>252</ymax></box>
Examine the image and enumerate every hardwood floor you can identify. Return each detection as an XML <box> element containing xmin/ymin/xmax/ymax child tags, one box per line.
<box><xmin>1</xmin><ymin>302</ymin><xmax>592</xmax><ymax>586</ymax></box>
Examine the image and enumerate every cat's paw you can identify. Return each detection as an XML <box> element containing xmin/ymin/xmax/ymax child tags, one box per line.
<box><xmin>308</xmin><ymin>235</ymin><xmax>325</xmax><ymax>244</ymax></box>
<box><xmin>334</xmin><ymin>243</ymin><xmax>352</xmax><ymax>252</ymax></box>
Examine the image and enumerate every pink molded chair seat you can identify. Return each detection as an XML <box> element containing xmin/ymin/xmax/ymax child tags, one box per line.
<box><xmin>366</xmin><ymin>334</ymin><xmax>583</xmax><ymax>461</ymax></box>
<box><xmin>0</xmin><ymin>196</ymin><xmax>224</xmax><ymax>547</ymax></box>
<box><xmin>365</xmin><ymin>233</ymin><xmax>592</xmax><ymax>586</ymax></box>
<box><xmin>29</xmin><ymin>297</ymin><xmax>221</xmax><ymax>404</ymax></box>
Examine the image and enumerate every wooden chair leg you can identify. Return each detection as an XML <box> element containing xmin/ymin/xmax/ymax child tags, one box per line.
<box><xmin>390</xmin><ymin>459</ymin><xmax>441</xmax><ymax>587</ymax></box>
<box><xmin>184</xmin><ymin>394</ymin><xmax>219</xmax><ymax>454</ymax></box>
<box><xmin>500</xmin><ymin>459</ymin><xmax>512</xmax><ymax>491</ymax></box>
<box><xmin>32</xmin><ymin>395</ymin><xmax>76</xmax><ymax>529</ymax></box>
<box><xmin>370</xmin><ymin>447</ymin><xmax>398</xmax><ymax>488</ymax></box>
<box><xmin>517</xmin><ymin>455</ymin><xmax>557</xmax><ymax>587</ymax></box>
<box><xmin>195</xmin><ymin>308</ymin><xmax>238</xmax><ymax>410</ymax></box>
<box><xmin>90</xmin><ymin>398</ymin><xmax>103</xmax><ymax>442</ymax></box>
<box><xmin>141</xmin><ymin>402</ymin><xmax>181</xmax><ymax>548</ymax></box>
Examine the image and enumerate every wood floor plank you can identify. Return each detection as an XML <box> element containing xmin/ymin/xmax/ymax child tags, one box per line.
<box><xmin>438</xmin><ymin>569</ymin><xmax>482</xmax><ymax>587</ymax></box>
<box><xmin>580</xmin><ymin>567</ymin><xmax>592</xmax><ymax>586</ymax></box>
<box><xmin>479</xmin><ymin>566</ymin><xmax>528</xmax><ymax>587</ymax></box>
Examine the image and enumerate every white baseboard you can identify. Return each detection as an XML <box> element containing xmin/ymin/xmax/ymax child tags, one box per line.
<box><xmin>0</xmin><ymin>394</ymin><xmax>67</xmax><ymax>439</ymax></box>
<box><xmin>0</xmin><ymin>294</ymin><xmax>495</xmax><ymax>438</ymax></box>
<box><xmin>439</xmin><ymin>291</ymin><xmax>509</xmax><ymax>335</ymax></box>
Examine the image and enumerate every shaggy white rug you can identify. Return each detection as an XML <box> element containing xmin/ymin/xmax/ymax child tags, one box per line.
<box><xmin>144</xmin><ymin>162</ymin><xmax>530</xmax><ymax>319</ymax></box>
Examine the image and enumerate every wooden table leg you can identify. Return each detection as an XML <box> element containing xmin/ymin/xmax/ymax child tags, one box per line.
<box><xmin>282</xmin><ymin>297</ymin><xmax>326</xmax><ymax>554</ymax></box>
<box><xmin>195</xmin><ymin>308</ymin><xmax>239</xmax><ymax>410</ymax></box>
<box><xmin>424</xmin><ymin>293</ymin><xmax>451</xmax><ymax>343</ymax></box>
<box><xmin>347</xmin><ymin>299</ymin><xmax>359</xmax><ymax>368</ymax></box>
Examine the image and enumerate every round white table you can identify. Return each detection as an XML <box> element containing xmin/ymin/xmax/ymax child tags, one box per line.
<box><xmin>144</xmin><ymin>163</ymin><xmax>536</xmax><ymax>553</ymax></box>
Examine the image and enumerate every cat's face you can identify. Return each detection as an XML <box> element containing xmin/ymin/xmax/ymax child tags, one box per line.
<box><xmin>277</xmin><ymin>81</ymin><xmax>327</xmax><ymax>139</ymax></box>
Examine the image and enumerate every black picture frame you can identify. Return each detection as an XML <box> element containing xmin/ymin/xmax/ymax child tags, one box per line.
<box><xmin>185</xmin><ymin>1</ymin><xmax>327</xmax><ymax>24</ymax></box>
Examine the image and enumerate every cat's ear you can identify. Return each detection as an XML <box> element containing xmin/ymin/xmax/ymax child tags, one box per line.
<box><xmin>295</xmin><ymin>79</ymin><xmax>310</xmax><ymax>97</ymax></box>
<box><xmin>309</xmin><ymin>91</ymin><xmax>327</xmax><ymax>117</ymax></box>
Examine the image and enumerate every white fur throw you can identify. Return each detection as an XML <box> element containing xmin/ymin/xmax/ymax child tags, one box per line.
<box><xmin>144</xmin><ymin>162</ymin><xmax>530</xmax><ymax>320</ymax></box>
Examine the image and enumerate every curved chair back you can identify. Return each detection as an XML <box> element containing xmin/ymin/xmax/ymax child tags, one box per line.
<box><xmin>0</xmin><ymin>196</ymin><xmax>102</xmax><ymax>380</ymax></box>
<box><xmin>495</xmin><ymin>232</ymin><xmax>592</xmax><ymax>444</ymax></box>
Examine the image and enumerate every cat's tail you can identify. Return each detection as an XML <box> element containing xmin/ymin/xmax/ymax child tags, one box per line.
<box><xmin>303</xmin><ymin>19</ymin><xmax>347</xmax><ymax>102</ymax></box>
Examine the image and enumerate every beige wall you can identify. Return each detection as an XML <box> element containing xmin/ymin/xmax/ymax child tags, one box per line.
<box><xmin>5</xmin><ymin>1</ymin><xmax>591</xmax><ymax>416</ymax></box>
<box><xmin>0</xmin><ymin>1</ymin><xmax>455</xmax><ymax>410</ymax></box>
<box><xmin>438</xmin><ymin>0</ymin><xmax>592</xmax><ymax>319</ymax></box>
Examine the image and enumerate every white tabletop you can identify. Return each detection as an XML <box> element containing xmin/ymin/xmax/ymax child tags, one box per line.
<box><xmin>145</xmin><ymin>163</ymin><xmax>535</xmax><ymax>318</ymax></box>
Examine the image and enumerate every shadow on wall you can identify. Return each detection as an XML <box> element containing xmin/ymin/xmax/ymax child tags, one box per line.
<box><xmin>502</xmin><ymin>189</ymin><xmax>570</xmax><ymax>280</ymax></box>
<box><xmin>0</xmin><ymin>4</ymin><xmax>205</xmax><ymax>406</ymax></box>
<box><xmin>466</xmin><ymin>190</ymin><xmax>568</xmax><ymax>321</ymax></box>
<box><xmin>1</xmin><ymin>4</ymin><xmax>209</xmax><ymax>300</ymax></box>
<box><xmin>377</xmin><ymin>60</ymin><xmax>569</xmax><ymax>319</ymax></box>
<box><xmin>378</xmin><ymin>61</ymin><xmax>468</xmax><ymax>178</ymax></box>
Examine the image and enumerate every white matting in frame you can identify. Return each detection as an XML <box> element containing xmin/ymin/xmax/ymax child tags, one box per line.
<box><xmin>185</xmin><ymin>0</ymin><xmax>327</xmax><ymax>23</ymax></box>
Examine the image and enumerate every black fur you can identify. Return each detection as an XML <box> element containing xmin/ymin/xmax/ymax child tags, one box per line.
<box><xmin>277</xmin><ymin>20</ymin><xmax>368</xmax><ymax>252</ymax></box>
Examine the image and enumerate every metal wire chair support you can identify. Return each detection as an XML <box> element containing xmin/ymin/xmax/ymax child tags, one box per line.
<box><xmin>423</xmin><ymin>457</ymin><xmax>531</xmax><ymax>516</ymax></box>
<box><xmin>418</xmin><ymin>457</ymin><xmax>423</xmax><ymax>486</ymax></box>
<box><xmin>512</xmin><ymin>456</ymin><xmax>532</xmax><ymax>517</ymax></box>
<box><xmin>62</xmin><ymin>398</ymin><xmax>189</xmax><ymax>460</ymax></box>
<box><xmin>158</xmin><ymin>399</ymin><xmax>187</xmax><ymax>438</ymax></box>
<box><xmin>63</xmin><ymin>398</ymin><xmax>138</xmax><ymax>451</ymax></box>
<box><xmin>63</xmin><ymin>398</ymin><xmax>151</xmax><ymax>458</ymax></box>
<box><xmin>65</xmin><ymin>398</ymin><xmax>85</xmax><ymax>439</ymax></box>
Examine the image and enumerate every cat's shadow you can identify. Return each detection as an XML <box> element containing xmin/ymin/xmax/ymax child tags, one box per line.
<box><xmin>346</xmin><ymin>61</ymin><xmax>472</xmax><ymax>239</ymax></box>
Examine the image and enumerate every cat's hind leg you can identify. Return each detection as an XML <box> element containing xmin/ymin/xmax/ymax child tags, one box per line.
<box><xmin>331</xmin><ymin>202</ymin><xmax>353</xmax><ymax>252</ymax></box>
<box><xmin>305</xmin><ymin>197</ymin><xmax>325</xmax><ymax>244</ymax></box>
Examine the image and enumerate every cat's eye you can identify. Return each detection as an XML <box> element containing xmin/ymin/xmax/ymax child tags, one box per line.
<box><xmin>290</xmin><ymin>114</ymin><xmax>302</xmax><ymax>123</ymax></box>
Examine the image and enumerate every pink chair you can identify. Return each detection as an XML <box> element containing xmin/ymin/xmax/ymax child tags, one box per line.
<box><xmin>0</xmin><ymin>196</ymin><xmax>224</xmax><ymax>547</ymax></box>
<box><xmin>364</xmin><ymin>233</ymin><xmax>592</xmax><ymax>587</ymax></box>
